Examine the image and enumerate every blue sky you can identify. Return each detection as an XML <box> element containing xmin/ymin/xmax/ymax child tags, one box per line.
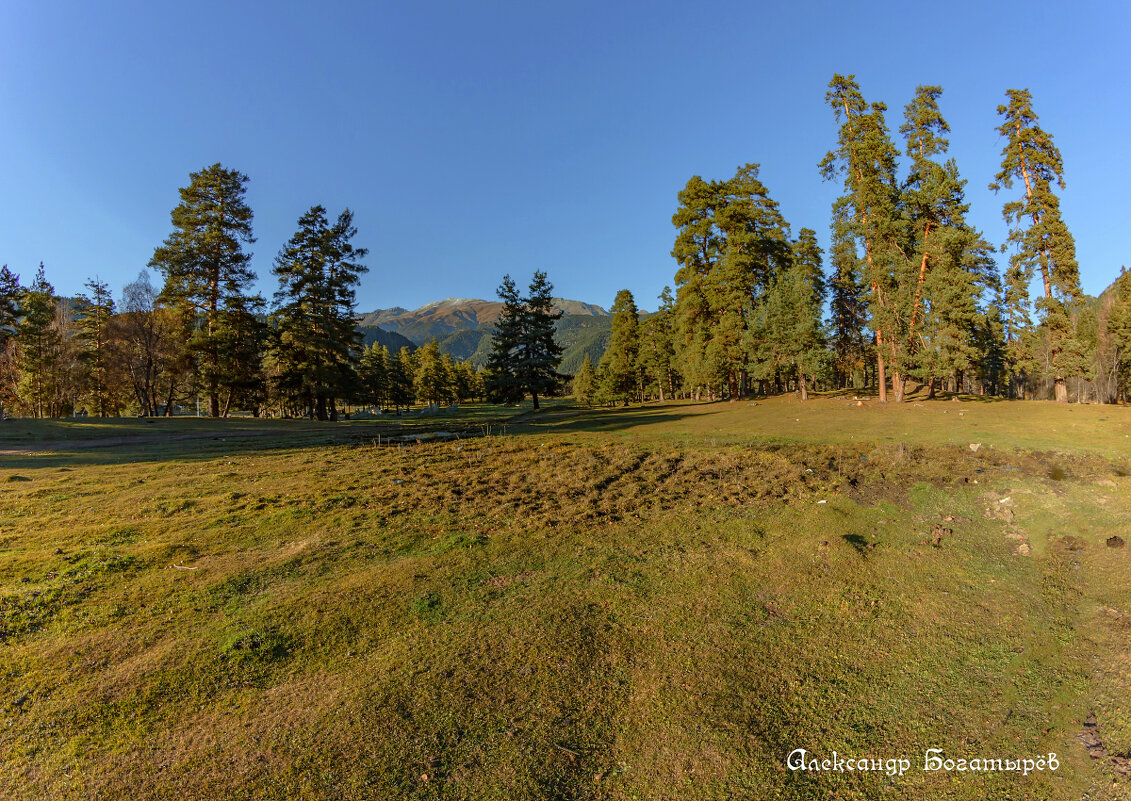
<box><xmin>1</xmin><ymin>0</ymin><xmax>1127</xmax><ymax>313</ymax></box>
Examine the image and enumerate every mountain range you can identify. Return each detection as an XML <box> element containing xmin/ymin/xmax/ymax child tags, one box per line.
<box><xmin>356</xmin><ymin>297</ymin><xmax>613</xmax><ymax>374</ymax></box>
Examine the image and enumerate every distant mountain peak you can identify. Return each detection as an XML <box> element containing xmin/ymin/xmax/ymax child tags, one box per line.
<box><xmin>356</xmin><ymin>296</ymin><xmax>607</xmax><ymax>345</ymax></box>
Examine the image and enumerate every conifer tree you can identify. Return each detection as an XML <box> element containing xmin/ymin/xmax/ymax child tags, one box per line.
<box><xmin>75</xmin><ymin>277</ymin><xmax>118</xmax><ymax>416</ymax></box>
<box><xmin>827</xmin><ymin>209</ymin><xmax>868</xmax><ymax>388</ymax></box>
<box><xmin>572</xmin><ymin>354</ymin><xmax>597</xmax><ymax>406</ymax></box>
<box><xmin>358</xmin><ymin>343</ymin><xmax>390</xmax><ymax>409</ymax></box>
<box><xmin>16</xmin><ymin>265</ymin><xmax>63</xmax><ymax>417</ymax></box>
<box><xmin>639</xmin><ymin>287</ymin><xmax>678</xmax><ymax>400</ymax></box>
<box><xmin>150</xmin><ymin>163</ymin><xmax>256</xmax><ymax>417</ymax></box>
<box><xmin>671</xmin><ymin>165</ymin><xmax>791</xmax><ymax>398</ymax></box>
<box><xmin>990</xmin><ymin>89</ymin><xmax>1081</xmax><ymax>401</ymax></box>
<box><xmin>519</xmin><ymin>271</ymin><xmax>565</xmax><ymax>409</ymax></box>
<box><xmin>414</xmin><ymin>340</ymin><xmax>453</xmax><ymax>405</ymax></box>
<box><xmin>486</xmin><ymin>271</ymin><xmax>564</xmax><ymax>409</ymax></box>
<box><xmin>0</xmin><ymin>265</ymin><xmax>21</xmax><ymax>419</ymax></box>
<box><xmin>388</xmin><ymin>346</ymin><xmax>416</xmax><ymax>410</ymax></box>
<box><xmin>215</xmin><ymin>293</ymin><xmax>267</xmax><ymax>416</ymax></box>
<box><xmin>485</xmin><ymin>275</ymin><xmax>525</xmax><ymax>404</ymax></box>
<box><xmin>1105</xmin><ymin>269</ymin><xmax>1131</xmax><ymax>401</ymax></box>
<box><xmin>272</xmin><ymin>205</ymin><xmax>368</xmax><ymax>419</ymax></box>
<box><xmin>820</xmin><ymin>74</ymin><xmax>904</xmax><ymax>401</ymax></box>
<box><xmin>900</xmin><ymin>86</ymin><xmax>998</xmax><ymax>398</ymax></box>
<box><xmin>598</xmin><ymin>289</ymin><xmax>641</xmax><ymax>405</ymax></box>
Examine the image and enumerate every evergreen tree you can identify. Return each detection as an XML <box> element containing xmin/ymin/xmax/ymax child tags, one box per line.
<box><xmin>1105</xmin><ymin>269</ymin><xmax>1131</xmax><ymax>401</ymax></box>
<box><xmin>518</xmin><ymin>271</ymin><xmax>565</xmax><ymax>409</ymax></box>
<box><xmin>639</xmin><ymin>286</ymin><xmax>679</xmax><ymax>400</ymax></box>
<box><xmin>272</xmin><ymin>205</ymin><xmax>368</xmax><ymax>420</ymax></box>
<box><xmin>150</xmin><ymin>163</ymin><xmax>256</xmax><ymax>417</ymax></box>
<box><xmin>598</xmin><ymin>289</ymin><xmax>640</xmax><ymax>405</ymax></box>
<box><xmin>572</xmin><ymin>354</ymin><xmax>597</xmax><ymax>406</ymax></box>
<box><xmin>414</xmin><ymin>340</ymin><xmax>453</xmax><ymax>405</ymax></box>
<box><xmin>0</xmin><ymin>265</ymin><xmax>21</xmax><ymax>419</ymax></box>
<box><xmin>74</xmin><ymin>277</ymin><xmax>119</xmax><ymax>416</ymax></box>
<box><xmin>16</xmin><ymin>265</ymin><xmax>63</xmax><ymax>417</ymax></box>
<box><xmin>358</xmin><ymin>343</ymin><xmax>390</xmax><ymax>409</ymax></box>
<box><xmin>758</xmin><ymin>231</ymin><xmax>827</xmax><ymax>400</ymax></box>
<box><xmin>485</xmin><ymin>275</ymin><xmax>525</xmax><ymax>404</ymax></box>
<box><xmin>388</xmin><ymin>346</ymin><xmax>416</xmax><ymax>410</ymax></box>
<box><xmin>900</xmin><ymin>86</ymin><xmax>998</xmax><ymax>398</ymax></box>
<box><xmin>486</xmin><ymin>271</ymin><xmax>564</xmax><ymax>409</ymax></box>
<box><xmin>827</xmin><ymin>208</ymin><xmax>868</xmax><ymax>388</ymax></box>
<box><xmin>671</xmin><ymin>165</ymin><xmax>791</xmax><ymax>398</ymax></box>
<box><xmin>820</xmin><ymin>74</ymin><xmax>905</xmax><ymax>401</ymax></box>
<box><xmin>215</xmin><ymin>293</ymin><xmax>267</xmax><ymax>416</ymax></box>
<box><xmin>989</xmin><ymin>89</ymin><xmax>1081</xmax><ymax>401</ymax></box>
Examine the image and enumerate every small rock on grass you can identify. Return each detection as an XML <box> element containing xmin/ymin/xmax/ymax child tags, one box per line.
<box><xmin>1108</xmin><ymin>536</ymin><xmax>1125</xmax><ymax>549</ymax></box>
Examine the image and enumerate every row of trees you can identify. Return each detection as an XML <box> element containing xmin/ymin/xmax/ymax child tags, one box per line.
<box><xmin>0</xmin><ymin>162</ymin><xmax>558</xmax><ymax>419</ymax></box>
<box><xmin>576</xmin><ymin>78</ymin><xmax>1128</xmax><ymax>406</ymax></box>
<box><xmin>1</xmin><ymin>165</ymin><xmax>407</xmax><ymax>418</ymax></box>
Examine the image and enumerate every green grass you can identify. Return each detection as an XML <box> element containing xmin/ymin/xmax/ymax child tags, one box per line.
<box><xmin>1</xmin><ymin>395</ymin><xmax>1129</xmax><ymax>799</ymax></box>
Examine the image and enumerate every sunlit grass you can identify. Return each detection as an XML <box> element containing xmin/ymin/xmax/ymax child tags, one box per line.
<box><xmin>1</xmin><ymin>396</ymin><xmax>1129</xmax><ymax>799</ymax></box>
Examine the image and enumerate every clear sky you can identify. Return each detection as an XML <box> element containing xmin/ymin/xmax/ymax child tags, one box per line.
<box><xmin>1</xmin><ymin>0</ymin><xmax>1127</xmax><ymax>313</ymax></box>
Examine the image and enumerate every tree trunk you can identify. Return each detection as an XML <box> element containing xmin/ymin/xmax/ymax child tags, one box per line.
<box><xmin>1054</xmin><ymin>377</ymin><xmax>1068</xmax><ymax>403</ymax></box>
<box><xmin>532</xmin><ymin>391</ymin><xmax>539</xmax><ymax>410</ymax></box>
<box><xmin>927</xmin><ymin>376</ymin><xmax>936</xmax><ymax>400</ymax></box>
<box><xmin>797</xmin><ymin>364</ymin><xmax>808</xmax><ymax>401</ymax></box>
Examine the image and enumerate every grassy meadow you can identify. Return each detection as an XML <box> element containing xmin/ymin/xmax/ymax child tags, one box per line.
<box><xmin>1</xmin><ymin>395</ymin><xmax>1130</xmax><ymax>799</ymax></box>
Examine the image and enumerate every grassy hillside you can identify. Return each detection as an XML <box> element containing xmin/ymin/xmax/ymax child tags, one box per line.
<box><xmin>1</xmin><ymin>397</ymin><xmax>1129</xmax><ymax>800</ymax></box>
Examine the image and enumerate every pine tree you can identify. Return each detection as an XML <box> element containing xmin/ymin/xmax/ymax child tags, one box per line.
<box><xmin>820</xmin><ymin>74</ymin><xmax>904</xmax><ymax>401</ymax></box>
<box><xmin>572</xmin><ymin>354</ymin><xmax>597</xmax><ymax>406</ymax></box>
<box><xmin>518</xmin><ymin>271</ymin><xmax>565</xmax><ymax>409</ymax></box>
<box><xmin>150</xmin><ymin>164</ymin><xmax>256</xmax><ymax>417</ymax></box>
<box><xmin>388</xmin><ymin>346</ymin><xmax>416</xmax><ymax>410</ymax></box>
<box><xmin>485</xmin><ymin>275</ymin><xmax>526</xmax><ymax>404</ymax></box>
<box><xmin>16</xmin><ymin>265</ymin><xmax>63</xmax><ymax>417</ymax></box>
<box><xmin>358</xmin><ymin>343</ymin><xmax>390</xmax><ymax>409</ymax></box>
<box><xmin>214</xmin><ymin>293</ymin><xmax>267</xmax><ymax>416</ymax></box>
<box><xmin>827</xmin><ymin>208</ymin><xmax>868</xmax><ymax>388</ymax></box>
<box><xmin>639</xmin><ymin>287</ymin><xmax>678</xmax><ymax>400</ymax></box>
<box><xmin>900</xmin><ymin>86</ymin><xmax>998</xmax><ymax>399</ymax></box>
<box><xmin>75</xmin><ymin>277</ymin><xmax>118</xmax><ymax>416</ymax></box>
<box><xmin>486</xmin><ymin>272</ymin><xmax>564</xmax><ymax>409</ymax></box>
<box><xmin>414</xmin><ymin>340</ymin><xmax>453</xmax><ymax>405</ymax></box>
<box><xmin>1105</xmin><ymin>269</ymin><xmax>1131</xmax><ymax>401</ymax></box>
<box><xmin>598</xmin><ymin>289</ymin><xmax>641</xmax><ymax>405</ymax></box>
<box><xmin>272</xmin><ymin>205</ymin><xmax>369</xmax><ymax>419</ymax></box>
<box><xmin>990</xmin><ymin>89</ymin><xmax>1081</xmax><ymax>401</ymax></box>
<box><xmin>0</xmin><ymin>265</ymin><xmax>21</xmax><ymax>419</ymax></box>
<box><xmin>671</xmin><ymin>165</ymin><xmax>791</xmax><ymax>399</ymax></box>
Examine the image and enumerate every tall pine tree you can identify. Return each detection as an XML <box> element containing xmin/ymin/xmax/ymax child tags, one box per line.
<box><xmin>820</xmin><ymin>74</ymin><xmax>904</xmax><ymax>402</ymax></box>
<box><xmin>0</xmin><ymin>266</ymin><xmax>21</xmax><ymax>419</ymax></box>
<box><xmin>272</xmin><ymin>205</ymin><xmax>368</xmax><ymax>419</ymax></box>
<box><xmin>990</xmin><ymin>89</ymin><xmax>1081</xmax><ymax>401</ymax></box>
<box><xmin>598</xmin><ymin>289</ymin><xmax>641</xmax><ymax>405</ymax></box>
<box><xmin>150</xmin><ymin>163</ymin><xmax>256</xmax><ymax>417</ymax></box>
